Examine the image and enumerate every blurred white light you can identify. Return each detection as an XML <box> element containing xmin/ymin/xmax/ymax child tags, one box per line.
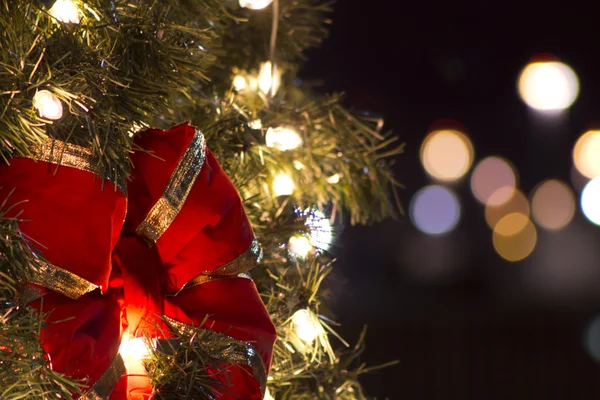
<box><xmin>288</xmin><ymin>235</ymin><xmax>313</xmax><ymax>258</ymax></box>
<box><xmin>410</xmin><ymin>185</ymin><xmax>461</xmax><ymax>235</ymax></box>
<box><xmin>248</xmin><ymin>119</ymin><xmax>262</xmax><ymax>130</ymax></box>
<box><xmin>49</xmin><ymin>0</ymin><xmax>81</xmax><ymax>23</ymax></box>
<box><xmin>327</xmin><ymin>173</ymin><xmax>340</xmax><ymax>184</ymax></box>
<box><xmin>420</xmin><ymin>129</ymin><xmax>474</xmax><ymax>182</ymax></box>
<box><xmin>265</xmin><ymin>126</ymin><xmax>303</xmax><ymax>151</ymax></box>
<box><xmin>581</xmin><ymin>177</ymin><xmax>600</xmax><ymax>226</ymax></box>
<box><xmin>264</xmin><ymin>388</ymin><xmax>275</xmax><ymax>400</ymax></box>
<box><xmin>239</xmin><ymin>0</ymin><xmax>274</xmax><ymax>9</ymax></box>
<box><xmin>573</xmin><ymin>130</ymin><xmax>600</xmax><ymax>179</ymax></box>
<box><xmin>258</xmin><ymin>61</ymin><xmax>281</xmax><ymax>96</ymax></box>
<box><xmin>291</xmin><ymin>309</ymin><xmax>324</xmax><ymax>344</ymax></box>
<box><xmin>470</xmin><ymin>157</ymin><xmax>517</xmax><ymax>206</ymax></box>
<box><xmin>518</xmin><ymin>60</ymin><xmax>579</xmax><ymax>111</ymax></box>
<box><xmin>272</xmin><ymin>173</ymin><xmax>295</xmax><ymax>196</ymax></box>
<box><xmin>233</xmin><ymin>75</ymin><xmax>247</xmax><ymax>91</ymax></box>
<box><xmin>33</xmin><ymin>90</ymin><xmax>63</xmax><ymax>120</ymax></box>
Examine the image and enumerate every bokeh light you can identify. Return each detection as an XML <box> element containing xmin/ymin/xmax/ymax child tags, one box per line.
<box><xmin>518</xmin><ymin>60</ymin><xmax>579</xmax><ymax>111</ymax></box>
<box><xmin>272</xmin><ymin>173</ymin><xmax>295</xmax><ymax>196</ymax></box>
<box><xmin>470</xmin><ymin>156</ymin><xmax>517</xmax><ymax>206</ymax></box>
<box><xmin>410</xmin><ymin>185</ymin><xmax>461</xmax><ymax>235</ymax></box>
<box><xmin>485</xmin><ymin>188</ymin><xmax>530</xmax><ymax>233</ymax></box>
<box><xmin>258</xmin><ymin>61</ymin><xmax>281</xmax><ymax>95</ymax></box>
<box><xmin>493</xmin><ymin>213</ymin><xmax>537</xmax><ymax>261</ymax></box>
<box><xmin>531</xmin><ymin>179</ymin><xmax>575</xmax><ymax>231</ymax></box>
<box><xmin>573</xmin><ymin>130</ymin><xmax>600</xmax><ymax>179</ymax></box>
<box><xmin>420</xmin><ymin>129</ymin><xmax>474</xmax><ymax>182</ymax></box>
<box><xmin>581</xmin><ymin>177</ymin><xmax>600</xmax><ymax>226</ymax></box>
<box><xmin>233</xmin><ymin>75</ymin><xmax>247</xmax><ymax>91</ymax></box>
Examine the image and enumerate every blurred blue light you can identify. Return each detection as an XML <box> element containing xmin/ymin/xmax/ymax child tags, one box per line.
<box><xmin>410</xmin><ymin>185</ymin><xmax>461</xmax><ymax>235</ymax></box>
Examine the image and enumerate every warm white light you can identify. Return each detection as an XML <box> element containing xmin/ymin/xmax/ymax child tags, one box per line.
<box><xmin>239</xmin><ymin>0</ymin><xmax>274</xmax><ymax>9</ymax></box>
<box><xmin>248</xmin><ymin>119</ymin><xmax>262</xmax><ymax>130</ymax></box>
<box><xmin>265</xmin><ymin>126</ymin><xmax>303</xmax><ymax>151</ymax></box>
<box><xmin>518</xmin><ymin>60</ymin><xmax>579</xmax><ymax>111</ymax></box>
<box><xmin>288</xmin><ymin>235</ymin><xmax>313</xmax><ymax>258</ymax></box>
<box><xmin>119</xmin><ymin>335</ymin><xmax>152</xmax><ymax>363</ymax></box>
<box><xmin>33</xmin><ymin>90</ymin><xmax>63</xmax><ymax>120</ymax></box>
<box><xmin>233</xmin><ymin>75</ymin><xmax>247</xmax><ymax>91</ymax></box>
<box><xmin>409</xmin><ymin>185</ymin><xmax>461</xmax><ymax>235</ymax></box>
<box><xmin>326</xmin><ymin>173</ymin><xmax>340</xmax><ymax>184</ymax></box>
<box><xmin>581</xmin><ymin>177</ymin><xmax>600</xmax><ymax>226</ymax></box>
<box><xmin>420</xmin><ymin>129</ymin><xmax>474</xmax><ymax>182</ymax></box>
<box><xmin>264</xmin><ymin>388</ymin><xmax>275</xmax><ymax>400</ymax></box>
<box><xmin>470</xmin><ymin>157</ymin><xmax>517</xmax><ymax>206</ymax></box>
<box><xmin>272</xmin><ymin>173</ymin><xmax>295</xmax><ymax>196</ymax></box>
<box><xmin>291</xmin><ymin>309</ymin><xmax>324</xmax><ymax>344</ymax></box>
<box><xmin>531</xmin><ymin>179</ymin><xmax>575</xmax><ymax>231</ymax></box>
<box><xmin>49</xmin><ymin>0</ymin><xmax>81</xmax><ymax>23</ymax></box>
<box><xmin>573</xmin><ymin>130</ymin><xmax>600</xmax><ymax>179</ymax></box>
<box><xmin>258</xmin><ymin>61</ymin><xmax>281</xmax><ymax>96</ymax></box>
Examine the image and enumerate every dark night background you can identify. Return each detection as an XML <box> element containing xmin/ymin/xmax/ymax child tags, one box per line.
<box><xmin>301</xmin><ymin>2</ymin><xmax>600</xmax><ymax>399</ymax></box>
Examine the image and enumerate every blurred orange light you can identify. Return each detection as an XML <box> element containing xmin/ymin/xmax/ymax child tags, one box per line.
<box><xmin>420</xmin><ymin>130</ymin><xmax>474</xmax><ymax>182</ymax></box>
<box><xmin>573</xmin><ymin>130</ymin><xmax>600</xmax><ymax>179</ymax></box>
<box><xmin>518</xmin><ymin>60</ymin><xmax>579</xmax><ymax>111</ymax></box>
<box><xmin>531</xmin><ymin>179</ymin><xmax>575</xmax><ymax>231</ymax></box>
<box><xmin>493</xmin><ymin>213</ymin><xmax>537</xmax><ymax>262</ymax></box>
<box><xmin>470</xmin><ymin>156</ymin><xmax>517</xmax><ymax>206</ymax></box>
<box><xmin>485</xmin><ymin>188</ymin><xmax>529</xmax><ymax>233</ymax></box>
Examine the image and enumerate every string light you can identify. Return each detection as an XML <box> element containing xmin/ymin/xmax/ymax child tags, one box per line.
<box><xmin>264</xmin><ymin>387</ymin><xmax>275</xmax><ymax>400</ymax></box>
<box><xmin>581</xmin><ymin>177</ymin><xmax>600</xmax><ymax>226</ymax></box>
<box><xmin>48</xmin><ymin>0</ymin><xmax>81</xmax><ymax>23</ymax></box>
<box><xmin>518</xmin><ymin>59</ymin><xmax>579</xmax><ymax>111</ymax></box>
<box><xmin>288</xmin><ymin>235</ymin><xmax>313</xmax><ymax>258</ymax></box>
<box><xmin>33</xmin><ymin>90</ymin><xmax>63</xmax><ymax>120</ymax></box>
<box><xmin>272</xmin><ymin>173</ymin><xmax>295</xmax><ymax>196</ymax></box>
<box><xmin>248</xmin><ymin>119</ymin><xmax>263</xmax><ymax>130</ymax></box>
<box><xmin>291</xmin><ymin>309</ymin><xmax>324</xmax><ymax>344</ymax></box>
<box><xmin>233</xmin><ymin>75</ymin><xmax>247</xmax><ymax>91</ymax></box>
<box><xmin>265</xmin><ymin>126</ymin><xmax>303</xmax><ymax>151</ymax></box>
<box><xmin>305</xmin><ymin>208</ymin><xmax>333</xmax><ymax>251</ymax></box>
<box><xmin>573</xmin><ymin>130</ymin><xmax>600</xmax><ymax>179</ymax></box>
<box><xmin>258</xmin><ymin>61</ymin><xmax>281</xmax><ymax>95</ymax></box>
<box><xmin>327</xmin><ymin>173</ymin><xmax>340</xmax><ymax>184</ymax></box>
<box><xmin>239</xmin><ymin>0</ymin><xmax>274</xmax><ymax>10</ymax></box>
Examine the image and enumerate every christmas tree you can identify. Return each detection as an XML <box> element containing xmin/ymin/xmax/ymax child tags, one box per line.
<box><xmin>0</xmin><ymin>0</ymin><xmax>401</xmax><ymax>399</ymax></box>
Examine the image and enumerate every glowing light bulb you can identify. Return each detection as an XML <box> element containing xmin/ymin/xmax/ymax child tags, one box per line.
<box><xmin>288</xmin><ymin>235</ymin><xmax>313</xmax><ymax>258</ymax></box>
<box><xmin>239</xmin><ymin>0</ymin><xmax>274</xmax><ymax>9</ymax></box>
<box><xmin>48</xmin><ymin>0</ymin><xmax>81</xmax><ymax>23</ymax></box>
<box><xmin>33</xmin><ymin>90</ymin><xmax>63</xmax><ymax>120</ymax></box>
<box><xmin>233</xmin><ymin>75</ymin><xmax>247</xmax><ymax>91</ymax></box>
<box><xmin>291</xmin><ymin>309</ymin><xmax>324</xmax><ymax>344</ymax></box>
<box><xmin>265</xmin><ymin>127</ymin><xmax>303</xmax><ymax>151</ymax></box>
<box><xmin>264</xmin><ymin>388</ymin><xmax>275</xmax><ymax>400</ymax></box>
<box><xmin>272</xmin><ymin>173</ymin><xmax>295</xmax><ymax>196</ymax></box>
<box><xmin>258</xmin><ymin>61</ymin><xmax>281</xmax><ymax>95</ymax></box>
<box><xmin>518</xmin><ymin>60</ymin><xmax>579</xmax><ymax>111</ymax></box>
<box><xmin>248</xmin><ymin>119</ymin><xmax>262</xmax><ymax>130</ymax></box>
<box><xmin>306</xmin><ymin>209</ymin><xmax>333</xmax><ymax>251</ymax></box>
<box><xmin>581</xmin><ymin>177</ymin><xmax>600</xmax><ymax>226</ymax></box>
<box><xmin>327</xmin><ymin>173</ymin><xmax>340</xmax><ymax>184</ymax></box>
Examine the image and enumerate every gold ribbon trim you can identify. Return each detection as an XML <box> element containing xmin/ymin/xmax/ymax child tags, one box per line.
<box><xmin>163</xmin><ymin>316</ymin><xmax>267</xmax><ymax>397</ymax></box>
<box><xmin>80</xmin><ymin>353</ymin><xmax>126</xmax><ymax>400</ymax></box>
<box><xmin>173</xmin><ymin>238</ymin><xmax>262</xmax><ymax>295</ymax></box>
<box><xmin>26</xmin><ymin>136</ymin><xmax>126</xmax><ymax>193</ymax></box>
<box><xmin>136</xmin><ymin>129</ymin><xmax>206</xmax><ymax>244</ymax></box>
<box><xmin>29</xmin><ymin>257</ymin><xmax>99</xmax><ymax>300</ymax></box>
